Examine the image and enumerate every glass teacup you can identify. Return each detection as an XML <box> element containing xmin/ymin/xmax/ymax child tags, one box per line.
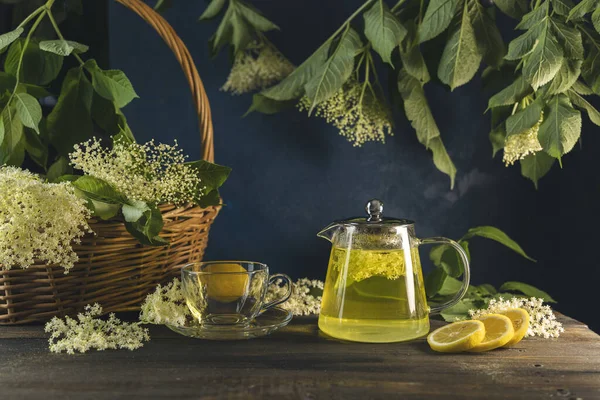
<box><xmin>181</xmin><ymin>261</ymin><xmax>292</xmax><ymax>326</ymax></box>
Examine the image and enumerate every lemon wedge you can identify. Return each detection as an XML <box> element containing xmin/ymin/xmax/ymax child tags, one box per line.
<box><xmin>427</xmin><ymin>320</ymin><xmax>485</xmax><ymax>353</ymax></box>
<box><xmin>497</xmin><ymin>308</ymin><xmax>530</xmax><ymax>346</ymax></box>
<box><xmin>469</xmin><ymin>314</ymin><xmax>515</xmax><ymax>352</ymax></box>
<box><xmin>201</xmin><ymin>263</ymin><xmax>249</xmax><ymax>302</ymax></box>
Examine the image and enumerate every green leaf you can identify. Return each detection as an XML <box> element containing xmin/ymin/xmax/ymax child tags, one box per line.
<box><xmin>581</xmin><ymin>39</ymin><xmax>600</xmax><ymax>94</ymax></box>
<box><xmin>567</xmin><ymin>0</ymin><xmax>599</xmax><ymax>21</ymax></box>
<box><xmin>477</xmin><ymin>284</ymin><xmax>497</xmax><ymax>295</ymax></box>
<box><xmin>122</xmin><ymin>200</ymin><xmax>150</xmax><ymax>223</ymax></box>
<box><xmin>245</xmin><ymin>94</ymin><xmax>295</xmax><ymax>115</ymax></box>
<box><xmin>551</xmin><ymin>0</ymin><xmax>575</xmax><ymax>16</ymax></box>
<box><xmin>538</xmin><ymin>94</ymin><xmax>582</xmax><ymax>157</ymax></box>
<box><xmin>469</xmin><ymin>2</ymin><xmax>505</xmax><ymax>68</ymax></box>
<box><xmin>39</xmin><ymin>40</ymin><xmax>89</xmax><ymax>56</ymax></box>
<box><xmin>236</xmin><ymin>2</ymin><xmax>279</xmax><ymax>32</ymax></box>
<box><xmin>488</xmin><ymin>75</ymin><xmax>532</xmax><ymax>108</ymax></box>
<box><xmin>260</xmin><ymin>44</ymin><xmax>329</xmax><ymax>101</ymax></box>
<box><xmin>437</xmin><ymin>275</ymin><xmax>464</xmax><ymax>296</ymax></box>
<box><xmin>23</xmin><ymin>126</ymin><xmax>47</xmax><ymax>169</ymax></box>
<box><xmin>494</xmin><ymin>0</ymin><xmax>528</xmax><ymax>19</ymax></box>
<box><xmin>571</xmin><ymin>80</ymin><xmax>594</xmax><ymax>95</ymax></box>
<box><xmin>88</xmin><ymin>200</ymin><xmax>121</xmax><ymax>220</ymax></box>
<box><xmin>14</xmin><ymin>92</ymin><xmax>41</xmax><ymax>133</ymax></box>
<box><xmin>437</xmin><ymin>2</ymin><xmax>483</xmax><ymax>90</ymax></box>
<box><xmin>399</xmin><ymin>22</ymin><xmax>430</xmax><ymax>84</ymax></box>
<box><xmin>516</xmin><ymin>2</ymin><xmax>549</xmax><ymax>30</ymax></box>
<box><xmin>363</xmin><ymin>0</ymin><xmax>407</xmax><ymax>65</ymax></box>
<box><xmin>461</xmin><ymin>226</ymin><xmax>535</xmax><ymax>261</ymax></box>
<box><xmin>0</xmin><ymin>105</ymin><xmax>23</xmax><ymax>166</ymax></box>
<box><xmin>84</xmin><ymin>60</ymin><xmax>138</xmax><ymax>108</ymax></box>
<box><xmin>72</xmin><ymin>175</ymin><xmax>127</xmax><ymax>204</ymax></box>
<box><xmin>46</xmin><ymin>156</ymin><xmax>72</xmax><ymax>182</ymax></box>
<box><xmin>547</xmin><ymin>58</ymin><xmax>582</xmax><ymax>95</ymax></box>
<box><xmin>4</xmin><ymin>39</ymin><xmax>63</xmax><ymax>86</ymax></box>
<box><xmin>490</xmin><ymin>105</ymin><xmax>511</xmax><ymax>156</ymax></box>
<box><xmin>47</xmin><ymin>67</ymin><xmax>94</xmax><ymax>156</ymax></box>
<box><xmin>520</xmin><ymin>151</ymin><xmax>555</xmax><ymax>188</ymax></box>
<box><xmin>425</xmin><ymin>268</ymin><xmax>447</xmax><ymax>298</ymax></box>
<box><xmin>567</xmin><ymin>89</ymin><xmax>600</xmax><ymax>126</ymax></box>
<box><xmin>499</xmin><ymin>281</ymin><xmax>556</xmax><ymax>302</ymax></box>
<box><xmin>208</xmin><ymin>4</ymin><xmax>234</xmax><ymax>56</ymax></box>
<box><xmin>505</xmin><ymin>23</ymin><xmax>544</xmax><ymax>60</ymax></box>
<box><xmin>522</xmin><ymin>28</ymin><xmax>564</xmax><ymax>90</ymax></box>
<box><xmin>199</xmin><ymin>0</ymin><xmax>226</xmax><ymax>20</ymax></box>
<box><xmin>439</xmin><ymin>299</ymin><xmax>482</xmax><ymax>322</ymax></box>
<box><xmin>550</xmin><ymin>19</ymin><xmax>584</xmax><ymax>60</ymax></box>
<box><xmin>429</xmin><ymin>240</ymin><xmax>469</xmax><ymax>278</ymax></box>
<box><xmin>398</xmin><ymin>70</ymin><xmax>456</xmax><ymax>188</ymax></box>
<box><xmin>593</xmin><ymin>7</ymin><xmax>600</xmax><ymax>35</ymax></box>
<box><xmin>0</xmin><ymin>27</ymin><xmax>23</xmax><ymax>53</ymax></box>
<box><xmin>506</xmin><ymin>99</ymin><xmax>543</xmax><ymax>136</ymax></box>
<box><xmin>230</xmin><ymin>10</ymin><xmax>252</xmax><ymax>54</ymax></box>
<box><xmin>418</xmin><ymin>0</ymin><xmax>461</xmax><ymax>43</ymax></box>
<box><xmin>125</xmin><ymin>204</ymin><xmax>168</xmax><ymax>246</ymax></box>
<box><xmin>154</xmin><ymin>0</ymin><xmax>173</xmax><ymax>13</ymax></box>
<box><xmin>196</xmin><ymin>188</ymin><xmax>222</xmax><ymax>208</ymax></box>
<box><xmin>304</xmin><ymin>28</ymin><xmax>362</xmax><ymax>111</ymax></box>
<box><xmin>186</xmin><ymin>160</ymin><xmax>232</xmax><ymax>192</ymax></box>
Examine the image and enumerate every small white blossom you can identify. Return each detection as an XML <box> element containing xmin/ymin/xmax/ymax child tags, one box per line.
<box><xmin>70</xmin><ymin>138</ymin><xmax>205</xmax><ymax>205</ymax></box>
<box><xmin>298</xmin><ymin>80</ymin><xmax>393</xmax><ymax>147</ymax></box>
<box><xmin>222</xmin><ymin>41</ymin><xmax>294</xmax><ymax>95</ymax></box>
<box><xmin>45</xmin><ymin>304</ymin><xmax>150</xmax><ymax>354</ymax></box>
<box><xmin>503</xmin><ymin>112</ymin><xmax>544</xmax><ymax>166</ymax></box>
<box><xmin>266</xmin><ymin>278</ymin><xmax>324</xmax><ymax>316</ymax></box>
<box><xmin>139</xmin><ymin>278</ymin><xmax>191</xmax><ymax>327</ymax></box>
<box><xmin>0</xmin><ymin>167</ymin><xmax>91</xmax><ymax>272</ymax></box>
<box><xmin>469</xmin><ymin>297</ymin><xmax>564</xmax><ymax>338</ymax></box>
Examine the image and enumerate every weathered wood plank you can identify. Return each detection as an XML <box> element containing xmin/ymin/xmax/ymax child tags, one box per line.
<box><xmin>0</xmin><ymin>314</ymin><xmax>598</xmax><ymax>399</ymax></box>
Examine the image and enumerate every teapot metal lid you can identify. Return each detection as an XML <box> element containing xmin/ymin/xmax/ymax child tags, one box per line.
<box><xmin>340</xmin><ymin>199</ymin><xmax>414</xmax><ymax>227</ymax></box>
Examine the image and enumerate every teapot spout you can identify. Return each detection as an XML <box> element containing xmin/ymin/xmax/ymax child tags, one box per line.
<box><xmin>317</xmin><ymin>223</ymin><xmax>341</xmax><ymax>243</ymax></box>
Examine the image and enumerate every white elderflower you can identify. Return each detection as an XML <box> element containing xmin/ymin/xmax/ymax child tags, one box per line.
<box><xmin>469</xmin><ymin>297</ymin><xmax>564</xmax><ymax>338</ymax></box>
<box><xmin>70</xmin><ymin>138</ymin><xmax>205</xmax><ymax>205</ymax></box>
<box><xmin>0</xmin><ymin>167</ymin><xmax>91</xmax><ymax>272</ymax></box>
<box><xmin>139</xmin><ymin>278</ymin><xmax>191</xmax><ymax>327</ymax></box>
<box><xmin>222</xmin><ymin>41</ymin><xmax>294</xmax><ymax>95</ymax></box>
<box><xmin>298</xmin><ymin>80</ymin><xmax>393</xmax><ymax>147</ymax></box>
<box><xmin>503</xmin><ymin>113</ymin><xmax>544</xmax><ymax>166</ymax></box>
<box><xmin>45</xmin><ymin>304</ymin><xmax>150</xmax><ymax>354</ymax></box>
<box><xmin>266</xmin><ymin>278</ymin><xmax>324</xmax><ymax>316</ymax></box>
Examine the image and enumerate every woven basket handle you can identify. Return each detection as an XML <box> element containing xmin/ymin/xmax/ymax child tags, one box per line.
<box><xmin>114</xmin><ymin>0</ymin><xmax>215</xmax><ymax>163</ymax></box>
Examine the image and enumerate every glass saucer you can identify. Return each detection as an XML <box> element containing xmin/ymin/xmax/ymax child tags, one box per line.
<box><xmin>165</xmin><ymin>307</ymin><xmax>293</xmax><ymax>340</ymax></box>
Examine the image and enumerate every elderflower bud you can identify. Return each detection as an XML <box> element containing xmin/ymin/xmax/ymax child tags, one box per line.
<box><xmin>469</xmin><ymin>297</ymin><xmax>564</xmax><ymax>338</ymax></box>
<box><xmin>222</xmin><ymin>41</ymin><xmax>294</xmax><ymax>95</ymax></box>
<box><xmin>0</xmin><ymin>167</ymin><xmax>91</xmax><ymax>272</ymax></box>
<box><xmin>503</xmin><ymin>112</ymin><xmax>544</xmax><ymax>166</ymax></box>
<box><xmin>44</xmin><ymin>304</ymin><xmax>150</xmax><ymax>354</ymax></box>
<box><xmin>298</xmin><ymin>80</ymin><xmax>393</xmax><ymax>147</ymax></box>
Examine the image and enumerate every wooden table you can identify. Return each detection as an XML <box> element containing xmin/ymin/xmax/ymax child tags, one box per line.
<box><xmin>0</xmin><ymin>314</ymin><xmax>598</xmax><ymax>399</ymax></box>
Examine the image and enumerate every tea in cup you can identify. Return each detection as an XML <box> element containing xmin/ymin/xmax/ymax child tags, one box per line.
<box><xmin>181</xmin><ymin>261</ymin><xmax>292</xmax><ymax>326</ymax></box>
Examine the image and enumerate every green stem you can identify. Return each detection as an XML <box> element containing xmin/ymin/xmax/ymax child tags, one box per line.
<box><xmin>391</xmin><ymin>0</ymin><xmax>407</xmax><ymax>13</ymax></box>
<box><xmin>358</xmin><ymin>53</ymin><xmax>371</xmax><ymax>108</ymax></box>
<box><xmin>12</xmin><ymin>11</ymin><xmax>46</xmax><ymax>93</ymax></box>
<box><xmin>47</xmin><ymin>8</ymin><xmax>84</xmax><ymax>65</ymax></box>
<box><xmin>16</xmin><ymin>5</ymin><xmax>45</xmax><ymax>29</ymax></box>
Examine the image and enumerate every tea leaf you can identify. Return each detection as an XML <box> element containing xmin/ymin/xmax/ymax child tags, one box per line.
<box><xmin>0</xmin><ymin>27</ymin><xmax>23</xmax><ymax>53</ymax></box>
<box><xmin>505</xmin><ymin>99</ymin><xmax>543</xmax><ymax>136</ymax></box>
<box><xmin>199</xmin><ymin>0</ymin><xmax>227</xmax><ymax>20</ymax></box>
<box><xmin>39</xmin><ymin>40</ymin><xmax>89</xmax><ymax>56</ymax></box>
<box><xmin>85</xmin><ymin>60</ymin><xmax>138</xmax><ymax>108</ymax></box>
<box><xmin>437</xmin><ymin>2</ymin><xmax>482</xmax><ymax>90</ymax></box>
<box><xmin>499</xmin><ymin>281</ymin><xmax>556</xmax><ymax>302</ymax></box>
<box><xmin>469</xmin><ymin>2</ymin><xmax>505</xmax><ymax>68</ymax></box>
<box><xmin>461</xmin><ymin>226</ymin><xmax>535</xmax><ymax>261</ymax></box>
<box><xmin>567</xmin><ymin>89</ymin><xmax>600</xmax><ymax>125</ymax></box>
<box><xmin>488</xmin><ymin>75</ymin><xmax>532</xmax><ymax>108</ymax></box>
<box><xmin>304</xmin><ymin>28</ymin><xmax>362</xmax><ymax>111</ymax></box>
<box><xmin>494</xmin><ymin>0</ymin><xmax>528</xmax><ymax>19</ymax></box>
<box><xmin>14</xmin><ymin>92</ymin><xmax>42</xmax><ymax>133</ymax></box>
<box><xmin>418</xmin><ymin>0</ymin><xmax>461</xmax><ymax>43</ymax></box>
<box><xmin>538</xmin><ymin>94</ymin><xmax>581</xmax><ymax>157</ymax></box>
<box><xmin>520</xmin><ymin>151</ymin><xmax>555</xmax><ymax>188</ymax></box>
<box><xmin>363</xmin><ymin>0</ymin><xmax>407</xmax><ymax>65</ymax></box>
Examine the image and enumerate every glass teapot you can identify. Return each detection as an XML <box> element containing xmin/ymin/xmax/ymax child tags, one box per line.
<box><xmin>317</xmin><ymin>199</ymin><xmax>470</xmax><ymax>343</ymax></box>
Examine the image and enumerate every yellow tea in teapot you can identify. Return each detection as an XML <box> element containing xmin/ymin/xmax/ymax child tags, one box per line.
<box><xmin>318</xmin><ymin>247</ymin><xmax>429</xmax><ymax>343</ymax></box>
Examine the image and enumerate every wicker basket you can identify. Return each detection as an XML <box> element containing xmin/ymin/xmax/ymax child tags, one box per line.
<box><xmin>0</xmin><ymin>0</ymin><xmax>218</xmax><ymax>325</ymax></box>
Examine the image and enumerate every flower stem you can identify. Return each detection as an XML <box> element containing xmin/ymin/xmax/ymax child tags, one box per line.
<box><xmin>47</xmin><ymin>9</ymin><xmax>84</xmax><ymax>66</ymax></box>
<box><xmin>16</xmin><ymin>5</ymin><xmax>45</xmax><ymax>29</ymax></box>
<box><xmin>12</xmin><ymin>11</ymin><xmax>46</xmax><ymax>94</ymax></box>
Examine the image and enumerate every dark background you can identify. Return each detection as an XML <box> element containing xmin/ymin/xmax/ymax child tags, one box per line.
<box><xmin>4</xmin><ymin>1</ymin><xmax>600</xmax><ymax>331</ymax></box>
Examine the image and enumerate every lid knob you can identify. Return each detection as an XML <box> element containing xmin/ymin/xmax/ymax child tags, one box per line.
<box><xmin>366</xmin><ymin>199</ymin><xmax>383</xmax><ymax>222</ymax></box>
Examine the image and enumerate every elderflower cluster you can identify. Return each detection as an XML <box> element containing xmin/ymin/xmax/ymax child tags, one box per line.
<box><xmin>469</xmin><ymin>297</ymin><xmax>564</xmax><ymax>338</ymax></box>
<box><xmin>222</xmin><ymin>41</ymin><xmax>294</xmax><ymax>95</ymax></box>
<box><xmin>298</xmin><ymin>81</ymin><xmax>393</xmax><ymax>147</ymax></box>
<box><xmin>0</xmin><ymin>167</ymin><xmax>91</xmax><ymax>272</ymax></box>
<box><xmin>266</xmin><ymin>278</ymin><xmax>324</xmax><ymax>316</ymax></box>
<box><xmin>139</xmin><ymin>278</ymin><xmax>191</xmax><ymax>327</ymax></box>
<box><xmin>503</xmin><ymin>113</ymin><xmax>544</xmax><ymax>166</ymax></box>
<box><xmin>70</xmin><ymin>138</ymin><xmax>205</xmax><ymax>205</ymax></box>
<box><xmin>44</xmin><ymin>304</ymin><xmax>150</xmax><ymax>354</ymax></box>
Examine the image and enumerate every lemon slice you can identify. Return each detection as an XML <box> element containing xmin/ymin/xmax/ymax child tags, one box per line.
<box><xmin>201</xmin><ymin>263</ymin><xmax>249</xmax><ymax>302</ymax></box>
<box><xmin>427</xmin><ymin>320</ymin><xmax>485</xmax><ymax>353</ymax></box>
<box><xmin>469</xmin><ymin>314</ymin><xmax>515</xmax><ymax>352</ymax></box>
<box><xmin>497</xmin><ymin>308</ymin><xmax>530</xmax><ymax>346</ymax></box>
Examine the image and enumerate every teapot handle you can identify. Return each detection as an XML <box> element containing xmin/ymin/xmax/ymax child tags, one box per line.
<box><xmin>417</xmin><ymin>237</ymin><xmax>471</xmax><ymax>315</ymax></box>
